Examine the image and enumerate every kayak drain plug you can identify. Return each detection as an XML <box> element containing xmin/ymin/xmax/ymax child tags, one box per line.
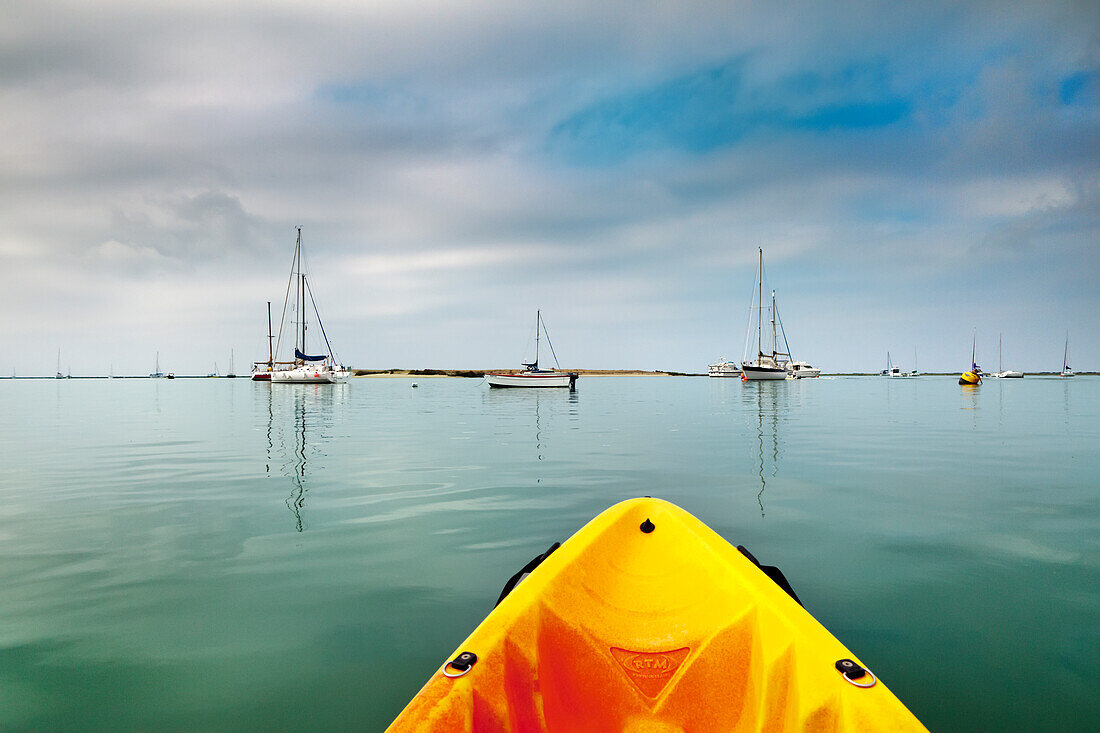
<box><xmin>640</xmin><ymin>518</ymin><xmax>655</xmax><ymax>533</ymax></box>
<box><xmin>443</xmin><ymin>651</ymin><xmax>478</xmax><ymax>678</ymax></box>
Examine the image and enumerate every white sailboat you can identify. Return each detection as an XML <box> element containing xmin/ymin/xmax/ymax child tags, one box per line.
<box><xmin>149</xmin><ymin>352</ymin><xmax>167</xmax><ymax>378</ymax></box>
<box><xmin>270</xmin><ymin>228</ymin><xmax>349</xmax><ymax>384</ymax></box>
<box><xmin>252</xmin><ymin>301</ymin><xmax>287</xmax><ymax>381</ymax></box>
<box><xmin>992</xmin><ymin>334</ymin><xmax>1023</xmax><ymax>378</ymax></box>
<box><xmin>741</xmin><ymin>249</ymin><xmax>791</xmax><ymax>380</ymax></box>
<box><xmin>486</xmin><ymin>310</ymin><xmax>577</xmax><ymax>388</ymax></box>
<box><xmin>55</xmin><ymin>349</ymin><xmax>65</xmax><ymax>379</ymax></box>
<box><xmin>1060</xmin><ymin>332</ymin><xmax>1073</xmax><ymax>377</ymax></box>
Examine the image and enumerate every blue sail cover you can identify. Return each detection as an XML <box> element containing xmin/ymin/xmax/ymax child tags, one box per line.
<box><xmin>296</xmin><ymin>348</ymin><xmax>327</xmax><ymax>362</ymax></box>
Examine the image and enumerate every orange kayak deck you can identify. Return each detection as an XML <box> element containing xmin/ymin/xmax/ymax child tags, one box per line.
<box><xmin>388</xmin><ymin>497</ymin><xmax>926</xmax><ymax>732</ymax></box>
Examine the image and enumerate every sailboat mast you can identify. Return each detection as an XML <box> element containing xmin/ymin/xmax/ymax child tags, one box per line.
<box><xmin>535</xmin><ymin>309</ymin><xmax>540</xmax><ymax>367</ymax></box>
<box><xmin>267</xmin><ymin>301</ymin><xmax>274</xmax><ymax>367</ymax></box>
<box><xmin>770</xmin><ymin>290</ymin><xmax>777</xmax><ymax>359</ymax></box>
<box><xmin>295</xmin><ymin>227</ymin><xmax>304</xmax><ymax>360</ymax></box>
<box><xmin>999</xmin><ymin>333</ymin><xmax>1003</xmax><ymax>373</ymax></box>
<box><xmin>757</xmin><ymin>248</ymin><xmax>763</xmax><ymax>358</ymax></box>
<box><xmin>1064</xmin><ymin>331</ymin><xmax>1069</xmax><ymax>370</ymax></box>
<box><xmin>971</xmin><ymin>328</ymin><xmax>977</xmax><ymax>369</ymax></box>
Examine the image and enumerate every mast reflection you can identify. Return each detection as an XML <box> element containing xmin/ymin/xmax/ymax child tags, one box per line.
<box><xmin>262</xmin><ymin>384</ymin><xmax>341</xmax><ymax>532</ymax></box>
<box><xmin>742</xmin><ymin>382</ymin><xmax>783</xmax><ymax>517</ymax></box>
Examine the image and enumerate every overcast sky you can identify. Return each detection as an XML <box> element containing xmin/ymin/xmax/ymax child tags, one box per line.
<box><xmin>2</xmin><ymin>0</ymin><xmax>1097</xmax><ymax>374</ymax></box>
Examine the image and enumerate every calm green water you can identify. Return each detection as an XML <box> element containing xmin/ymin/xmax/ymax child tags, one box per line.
<box><xmin>0</xmin><ymin>376</ymin><xmax>1097</xmax><ymax>731</ymax></box>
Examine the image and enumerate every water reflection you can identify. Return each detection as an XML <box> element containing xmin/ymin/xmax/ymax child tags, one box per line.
<box><xmin>483</xmin><ymin>388</ymin><xmax>579</xmax><ymax>474</ymax></box>
<box><xmin>261</xmin><ymin>384</ymin><xmax>346</xmax><ymax>532</ymax></box>
<box><xmin>740</xmin><ymin>383</ymin><xmax>784</xmax><ymax>517</ymax></box>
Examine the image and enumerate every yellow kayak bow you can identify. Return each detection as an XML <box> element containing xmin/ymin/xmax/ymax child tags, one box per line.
<box><xmin>388</xmin><ymin>497</ymin><xmax>926</xmax><ymax>732</ymax></box>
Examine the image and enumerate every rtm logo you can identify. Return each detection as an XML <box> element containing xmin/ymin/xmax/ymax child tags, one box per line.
<box><xmin>629</xmin><ymin>655</ymin><xmax>672</xmax><ymax>672</ymax></box>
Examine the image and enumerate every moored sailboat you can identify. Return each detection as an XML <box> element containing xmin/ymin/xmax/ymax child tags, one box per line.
<box><xmin>252</xmin><ymin>301</ymin><xmax>288</xmax><ymax>381</ymax></box>
<box><xmin>486</xmin><ymin>310</ymin><xmax>577</xmax><ymax>389</ymax></box>
<box><xmin>1060</xmin><ymin>331</ymin><xmax>1073</xmax><ymax>377</ymax></box>
<box><xmin>270</xmin><ymin>228</ymin><xmax>349</xmax><ymax>385</ymax></box>
<box><xmin>741</xmin><ymin>249</ymin><xmax>790</xmax><ymax>381</ymax></box>
<box><xmin>992</xmin><ymin>334</ymin><xmax>1023</xmax><ymax>378</ymax></box>
<box><xmin>959</xmin><ymin>329</ymin><xmax>982</xmax><ymax>385</ymax></box>
<box><xmin>149</xmin><ymin>352</ymin><xmax>167</xmax><ymax>379</ymax></box>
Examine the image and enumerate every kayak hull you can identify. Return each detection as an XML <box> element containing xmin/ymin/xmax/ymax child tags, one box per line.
<box><xmin>387</xmin><ymin>498</ymin><xmax>926</xmax><ymax>732</ymax></box>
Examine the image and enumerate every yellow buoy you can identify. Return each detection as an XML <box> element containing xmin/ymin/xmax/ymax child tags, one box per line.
<box><xmin>959</xmin><ymin>370</ymin><xmax>981</xmax><ymax>385</ymax></box>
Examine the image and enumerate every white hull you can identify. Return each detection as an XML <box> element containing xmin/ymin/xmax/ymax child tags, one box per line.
<box><xmin>271</xmin><ymin>365</ymin><xmax>349</xmax><ymax>384</ymax></box>
<box><xmin>741</xmin><ymin>365</ymin><xmax>788</xmax><ymax>381</ymax></box>
<box><xmin>1060</xmin><ymin>370</ymin><xmax>1074</xmax><ymax>377</ymax></box>
<box><xmin>993</xmin><ymin>371</ymin><xmax>1024</xmax><ymax>378</ymax></box>
<box><xmin>486</xmin><ymin>372</ymin><xmax>574</xmax><ymax>388</ymax></box>
<box><xmin>708</xmin><ymin>362</ymin><xmax>741</xmax><ymax>377</ymax></box>
<box><xmin>787</xmin><ymin>361</ymin><xmax>819</xmax><ymax>378</ymax></box>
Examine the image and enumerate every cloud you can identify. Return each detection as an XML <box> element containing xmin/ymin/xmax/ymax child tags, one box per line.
<box><xmin>0</xmin><ymin>1</ymin><xmax>1097</xmax><ymax>373</ymax></box>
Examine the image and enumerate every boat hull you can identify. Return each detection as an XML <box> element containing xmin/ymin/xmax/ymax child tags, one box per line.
<box><xmin>387</xmin><ymin>498</ymin><xmax>926</xmax><ymax>732</ymax></box>
<box><xmin>271</xmin><ymin>366</ymin><xmax>349</xmax><ymax>384</ymax></box>
<box><xmin>741</xmin><ymin>365</ymin><xmax>789</xmax><ymax>381</ymax></box>
<box><xmin>486</xmin><ymin>372</ymin><xmax>575</xmax><ymax>388</ymax></box>
<box><xmin>708</xmin><ymin>362</ymin><xmax>741</xmax><ymax>377</ymax></box>
<box><xmin>251</xmin><ymin>372</ymin><xmax>272</xmax><ymax>381</ymax></box>
<box><xmin>993</xmin><ymin>371</ymin><xmax>1024</xmax><ymax>378</ymax></box>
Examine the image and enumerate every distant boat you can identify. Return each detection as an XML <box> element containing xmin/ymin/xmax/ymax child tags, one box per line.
<box><xmin>741</xmin><ymin>249</ymin><xmax>790</xmax><ymax>381</ymax></box>
<box><xmin>959</xmin><ymin>329</ymin><xmax>982</xmax><ymax>385</ymax></box>
<box><xmin>708</xmin><ymin>360</ymin><xmax>741</xmax><ymax>378</ymax></box>
<box><xmin>787</xmin><ymin>360</ymin><xmax>820</xmax><ymax>378</ymax></box>
<box><xmin>252</xmin><ymin>301</ymin><xmax>281</xmax><ymax>381</ymax></box>
<box><xmin>1060</xmin><ymin>331</ymin><xmax>1073</xmax><ymax>377</ymax></box>
<box><xmin>910</xmin><ymin>348</ymin><xmax>920</xmax><ymax>377</ymax></box>
<box><xmin>206</xmin><ymin>362</ymin><xmax>218</xmax><ymax>378</ymax></box>
<box><xmin>226</xmin><ymin>349</ymin><xmax>237</xmax><ymax>378</ymax></box>
<box><xmin>270</xmin><ymin>228</ymin><xmax>350</xmax><ymax>384</ymax></box>
<box><xmin>992</xmin><ymin>334</ymin><xmax>1023</xmax><ymax>378</ymax></box>
<box><xmin>882</xmin><ymin>352</ymin><xmax>908</xmax><ymax>378</ymax></box>
<box><xmin>149</xmin><ymin>351</ymin><xmax>168</xmax><ymax>379</ymax></box>
<box><xmin>486</xmin><ymin>310</ymin><xmax>577</xmax><ymax>388</ymax></box>
<box><xmin>55</xmin><ymin>348</ymin><xmax>65</xmax><ymax>379</ymax></box>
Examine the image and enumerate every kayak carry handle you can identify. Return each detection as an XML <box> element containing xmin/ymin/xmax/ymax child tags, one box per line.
<box><xmin>737</xmin><ymin>545</ymin><xmax>803</xmax><ymax>607</ymax></box>
<box><xmin>495</xmin><ymin>542</ymin><xmax>561</xmax><ymax>608</ymax></box>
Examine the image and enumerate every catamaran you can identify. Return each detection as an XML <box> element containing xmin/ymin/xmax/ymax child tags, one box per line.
<box><xmin>992</xmin><ymin>334</ymin><xmax>1023</xmax><ymax>378</ymax></box>
<box><xmin>1060</xmin><ymin>332</ymin><xmax>1073</xmax><ymax>377</ymax></box>
<box><xmin>741</xmin><ymin>249</ymin><xmax>791</xmax><ymax>381</ymax></box>
<box><xmin>270</xmin><ymin>228</ymin><xmax>349</xmax><ymax>384</ymax></box>
<box><xmin>486</xmin><ymin>310</ymin><xmax>577</xmax><ymax>388</ymax></box>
